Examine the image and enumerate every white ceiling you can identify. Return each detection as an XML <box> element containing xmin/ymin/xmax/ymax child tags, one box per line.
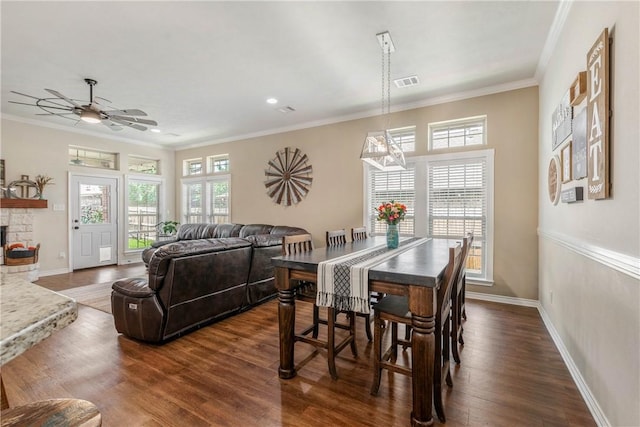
<box><xmin>1</xmin><ymin>1</ymin><xmax>560</xmax><ymax>150</ymax></box>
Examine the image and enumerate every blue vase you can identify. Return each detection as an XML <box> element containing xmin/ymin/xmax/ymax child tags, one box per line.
<box><xmin>386</xmin><ymin>223</ymin><xmax>399</xmax><ymax>249</ymax></box>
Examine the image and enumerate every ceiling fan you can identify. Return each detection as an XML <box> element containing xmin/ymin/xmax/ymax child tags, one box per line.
<box><xmin>9</xmin><ymin>78</ymin><xmax>158</xmax><ymax>132</ymax></box>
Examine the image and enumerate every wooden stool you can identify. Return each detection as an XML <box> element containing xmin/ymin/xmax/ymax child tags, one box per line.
<box><xmin>1</xmin><ymin>398</ymin><xmax>101</xmax><ymax>427</ymax></box>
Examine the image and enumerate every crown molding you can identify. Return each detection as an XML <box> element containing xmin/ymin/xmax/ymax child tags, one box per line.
<box><xmin>1</xmin><ymin>113</ymin><xmax>170</xmax><ymax>150</ymax></box>
<box><xmin>535</xmin><ymin>0</ymin><xmax>574</xmax><ymax>82</ymax></box>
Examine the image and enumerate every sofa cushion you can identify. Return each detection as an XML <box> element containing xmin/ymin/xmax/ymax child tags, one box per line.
<box><xmin>214</xmin><ymin>223</ymin><xmax>244</xmax><ymax>238</ymax></box>
<box><xmin>239</xmin><ymin>224</ymin><xmax>274</xmax><ymax>238</ymax></box>
<box><xmin>176</xmin><ymin>223</ymin><xmax>219</xmax><ymax>240</ymax></box>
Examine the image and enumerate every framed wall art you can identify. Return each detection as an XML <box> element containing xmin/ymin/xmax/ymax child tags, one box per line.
<box><xmin>551</xmin><ymin>90</ymin><xmax>572</xmax><ymax>151</ymax></box>
<box><xmin>572</xmin><ymin>107</ymin><xmax>588</xmax><ymax>179</ymax></box>
<box><xmin>548</xmin><ymin>155</ymin><xmax>561</xmax><ymax>206</ymax></box>
<box><xmin>561</xmin><ymin>142</ymin><xmax>572</xmax><ymax>183</ymax></box>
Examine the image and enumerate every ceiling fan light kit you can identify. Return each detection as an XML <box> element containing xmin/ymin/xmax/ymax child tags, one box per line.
<box><xmin>80</xmin><ymin>109</ymin><xmax>101</xmax><ymax>124</ymax></box>
<box><xmin>9</xmin><ymin>78</ymin><xmax>158</xmax><ymax>132</ymax></box>
<box><xmin>360</xmin><ymin>31</ymin><xmax>406</xmax><ymax>172</ymax></box>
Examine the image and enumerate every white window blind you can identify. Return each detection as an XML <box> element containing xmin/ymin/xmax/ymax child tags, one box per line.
<box><xmin>182</xmin><ymin>175</ymin><xmax>231</xmax><ymax>224</ymax></box>
<box><xmin>389</xmin><ymin>126</ymin><xmax>415</xmax><ymax>153</ymax></box>
<box><xmin>427</xmin><ymin>156</ymin><xmax>487</xmax><ymax>277</ymax></box>
<box><xmin>429</xmin><ymin>116</ymin><xmax>486</xmax><ymax>150</ymax></box>
<box><xmin>367</xmin><ymin>165</ymin><xmax>415</xmax><ymax>236</ymax></box>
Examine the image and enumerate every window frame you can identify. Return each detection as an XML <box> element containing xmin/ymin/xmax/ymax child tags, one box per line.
<box><xmin>428</xmin><ymin>115</ymin><xmax>487</xmax><ymax>151</ymax></box>
<box><xmin>128</xmin><ymin>155</ymin><xmax>160</xmax><ymax>175</ymax></box>
<box><xmin>181</xmin><ymin>174</ymin><xmax>231</xmax><ymax>224</ymax></box>
<box><xmin>363</xmin><ymin>148</ymin><xmax>494</xmax><ymax>284</ymax></box>
<box><xmin>124</xmin><ymin>174</ymin><xmax>165</xmax><ymax>253</ymax></box>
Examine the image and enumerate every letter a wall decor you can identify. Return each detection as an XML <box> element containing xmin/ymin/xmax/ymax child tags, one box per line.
<box><xmin>586</xmin><ymin>28</ymin><xmax>610</xmax><ymax>199</ymax></box>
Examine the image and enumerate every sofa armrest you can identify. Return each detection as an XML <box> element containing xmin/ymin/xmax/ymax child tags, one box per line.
<box><xmin>151</xmin><ymin>237</ymin><xmax>177</xmax><ymax>248</ymax></box>
<box><xmin>112</xmin><ymin>277</ymin><xmax>155</xmax><ymax>298</ymax></box>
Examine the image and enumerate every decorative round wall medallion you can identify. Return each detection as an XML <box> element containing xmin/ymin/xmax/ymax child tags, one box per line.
<box><xmin>264</xmin><ymin>147</ymin><xmax>313</xmax><ymax>206</ymax></box>
<box><xmin>548</xmin><ymin>155</ymin><xmax>561</xmax><ymax>205</ymax></box>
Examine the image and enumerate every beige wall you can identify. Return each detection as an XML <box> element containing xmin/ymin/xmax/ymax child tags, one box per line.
<box><xmin>176</xmin><ymin>86</ymin><xmax>539</xmax><ymax>299</ymax></box>
<box><xmin>538</xmin><ymin>2</ymin><xmax>639</xmax><ymax>425</ymax></box>
<box><xmin>1</xmin><ymin>119</ymin><xmax>175</xmax><ymax>273</ymax></box>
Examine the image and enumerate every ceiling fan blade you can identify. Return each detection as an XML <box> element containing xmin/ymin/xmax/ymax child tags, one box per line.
<box><xmin>10</xmin><ymin>101</ymin><xmax>74</xmax><ymax>112</ymax></box>
<box><xmin>110</xmin><ymin>117</ymin><xmax>147</xmax><ymax>131</ymax></box>
<box><xmin>101</xmin><ymin>109</ymin><xmax>147</xmax><ymax>116</ymax></box>
<box><xmin>10</xmin><ymin>90</ymin><xmax>42</xmax><ymax>100</ymax></box>
<box><xmin>109</xmin><ymin>115</ymin><xmax>157</xmax><ymax>126</ymax></box>
<box><xmin>102</xmin><ymin>120</ymin><xmax>123</xmax><ymax>131</ymax></box>
<box><xmin>94</xmin><ymin>96</ymin><xmax>112</xmax><ymax>105</ymax></box>
<box><xmin>45</xmin><ymin>89</ymin><xmax>83</xmax><ymax>108</ymax></box>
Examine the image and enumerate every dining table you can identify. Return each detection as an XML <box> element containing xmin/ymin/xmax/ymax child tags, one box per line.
<box><xmin>272</xmin><ymin>236</ymin><xmax>459</xmax><ymax>427</ymax></box>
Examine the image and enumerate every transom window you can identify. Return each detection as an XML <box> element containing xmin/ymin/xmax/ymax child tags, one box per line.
<box><xmin>184</xmin><ymin>158</ymin><xmax>203</xmax><ymax>176</ymax></box>
<box><xmin>428</xmin><ymin>116</ymin><xmax>486</xmax><ymax>150</ymax></box>
<box><xmin>207</xmin><ymin>155</ymin><xmax>230</xmax><ymax>174</ymax></box>
<box><xmin>128</xmin><ymin>156</ymin><xmax>159</xmax><ymax>174</ymax></box>
<box><xmin>69</xmin><ymin>146</ymin><xmax>118</xmax><ymax>170</ymax></box>
<box><xmin>389</xmin><ymin>126</ymin><xmax>416</xmax><ymax>153</ymax></box>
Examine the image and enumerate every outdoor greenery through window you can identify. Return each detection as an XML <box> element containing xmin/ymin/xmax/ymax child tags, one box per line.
<box><xmin>184</xmin><ymin>158</ymin><xmax>203</xmax><ymax>176</ymax></box>
<box><xmin>128</xmin><ymin>156</ymin><xmax>160</xmax><ymax>174</ymax></box>
<box><xmin>428</xmin><ymin>116</ymin><xmax>486</xmax><ymax>150</ymax></box>
<box><xmin>127</xmin><ymin>179</ymin><xmax>160</xmax><ymax>250</ymax></box>
<box><xmin>208</xmin><ymin>155</ymin><xmax>230</xmax><ymax>173</ymax></box>
<box><xmin>182</xmin><ymin>175</ymin><xmax>230</xmax><ymax>224</ymax></box>
<box><xmin>69</xmin><ymin>146</ymin><xmax>118</xmax><ymax>170</ymax></box>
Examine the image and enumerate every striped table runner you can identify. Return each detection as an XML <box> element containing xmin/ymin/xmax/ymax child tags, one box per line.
<box><xmin>316</xmin><ymin>237</ymin><xmax>429</xmax><ymax>314</ymax></box>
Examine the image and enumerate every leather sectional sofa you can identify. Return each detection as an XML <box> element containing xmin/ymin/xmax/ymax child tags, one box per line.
<box><xmin>111</xmin><ymin>223</ymin><xmax>307</xmax><ymax>343</ymax></box>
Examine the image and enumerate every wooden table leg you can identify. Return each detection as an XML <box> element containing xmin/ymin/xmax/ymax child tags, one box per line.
<box><xmin>276</xmin><ymin>267</ymin><xmax>297</xmax><ymax>379</ymax></box>
<box><xmin>1</xmin><ymin>376</ymin><xmax>9</xmax><ymax>410</ymax></box>
<box><xmin>408</xmin><ymin>285</ymin><xmax>436</xmax><ymax>427</ymax></box>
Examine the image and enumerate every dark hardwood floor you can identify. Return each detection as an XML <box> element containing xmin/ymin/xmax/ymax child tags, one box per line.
<box><xmin>3</xmin><ymin>265</ymin><xmax>596</xmax><ymax>426</ymax></box>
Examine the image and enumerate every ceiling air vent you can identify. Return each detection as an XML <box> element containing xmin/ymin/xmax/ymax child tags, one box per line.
<box><xmin>394</xmin><ymin>75</ymin><xmax>420</xmax><ymax>88</ymax></box>
<box><xmin>276</xmin><ymin>106</ymin><xmax>296</xmax><ymax>114</ymax></box>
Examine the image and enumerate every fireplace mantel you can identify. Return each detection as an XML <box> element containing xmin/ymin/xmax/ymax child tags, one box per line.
<box><xmin>0</xmin><ymin>199</ymin><xmax>48</xmax><ymax>209</ymax></box>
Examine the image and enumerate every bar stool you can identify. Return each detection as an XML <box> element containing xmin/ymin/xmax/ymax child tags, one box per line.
<box><xmin>370</xmin><ymin>243</ymin><xmax>463</xmax><ymax>423</ymax></box>
<box><xmin>451</xmin><ymin>232</ymin><xmax>473</xmax><ymax>364</ymax></box>
<box><xmin>283</xmin><ymin>234</ymin><xmax>357</xmax><ymax>380</ymax></box>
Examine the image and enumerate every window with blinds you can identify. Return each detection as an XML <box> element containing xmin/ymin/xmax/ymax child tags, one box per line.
<box><xmin>389</xmin><ymin>126</ymin><xmax>416</xmax><ymax>153</ymax></box>
<box><xmin>429</xmin><ymin>116</ymin><xmax>486</xmax><ymax>150</ymax></box>
<box><xmin>182</xmin><ymin>175</ymin><xmax>231</xmax><ymax>224</ymax></box>
<box><xmin>427</xmin><ymin>155</ymin><xmax>488</xmax><ymax>278</ymax></box>
<box><xmin>366</xmin><ymin>165</ymin><xmax>415</xmax><ymax>236</ymax></box>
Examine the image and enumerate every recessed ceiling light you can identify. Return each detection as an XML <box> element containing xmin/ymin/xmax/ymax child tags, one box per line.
<box><xmin>150</xmin><ymin>128</ymin><xmax>161</xmax><ymax>133</ymax></box>
<box><xmin>266</xmin><ymin>98</ymin><xmax>278</xmax><ymax>104</ymax></box>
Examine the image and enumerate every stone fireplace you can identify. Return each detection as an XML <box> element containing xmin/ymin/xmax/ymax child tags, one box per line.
<box><xmin>1</xmin><ymin>207</ymin><xmax>40</xmax><ymax>281</ymax></box>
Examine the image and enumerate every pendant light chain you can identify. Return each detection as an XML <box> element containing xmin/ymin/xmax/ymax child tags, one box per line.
<box><xmin>386</xmin><ymin>36</ymin><xmax>391</xmax><ymax>128</ymax></box>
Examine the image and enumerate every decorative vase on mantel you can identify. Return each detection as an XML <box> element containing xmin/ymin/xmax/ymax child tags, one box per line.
<box><xmin>386</xmin><ymin>223</ymin><xmax>399</xmax><ymax>249</ymax></box>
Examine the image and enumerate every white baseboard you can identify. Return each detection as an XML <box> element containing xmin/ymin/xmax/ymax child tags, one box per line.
<box><xmin>467</xmin><ymin>291</ymin><xmax>610</xmax><ymax>426</ymax></box>
<box><xmin>466</xmin><ymin>291</ymin><xmax>539</xmax><ymax>307</ymax></box>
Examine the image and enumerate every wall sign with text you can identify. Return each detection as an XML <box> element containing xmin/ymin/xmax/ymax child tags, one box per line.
<box><xmin>586</xmin><ymin>28</ymin><xmax>610</xmax><ymax>199</ymax></box>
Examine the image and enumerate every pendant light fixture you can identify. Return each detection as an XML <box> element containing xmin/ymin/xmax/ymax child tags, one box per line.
<box><xmin>360</xmin><ymin>31</ymin><xmax>406</xmax><ymax>171</ymax></box>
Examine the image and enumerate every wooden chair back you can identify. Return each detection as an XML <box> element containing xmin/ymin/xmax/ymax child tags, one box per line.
<box><xmin>325</xmin><ymin>229</ymin><xmax>347</xmax><ymax>247</ymax></box>
<box><xmin>351</xmin><ymin>227</ymin><xmax>368</xmax><ymax>241</ymax></box>
<box><xmin>282</xmin><ymin>234</ymin><xmax>314</xmax><ymax>255</ymax></box>
<box><xmin>439</xmin><ymin>244</ymin><xmax>463</xmax><ymax>311</ymax></box>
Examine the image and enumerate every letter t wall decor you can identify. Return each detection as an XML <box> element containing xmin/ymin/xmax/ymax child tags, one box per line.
<box><xmin>586</xmin><ymin>28</ymin><xmax>610</xmax><ymax>199</ymax></box>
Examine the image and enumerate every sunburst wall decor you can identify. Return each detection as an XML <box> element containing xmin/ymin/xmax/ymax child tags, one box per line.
<box><xmin>264</xmin><ymin>147</ymin><xmax>313</xmax><ymax>206</ymax></box>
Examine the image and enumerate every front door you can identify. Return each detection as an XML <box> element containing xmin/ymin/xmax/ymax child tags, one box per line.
<box><xmin>71</xmin><ymin>175</ymin><xmax>118</xmax><ymax>270</ymax></box>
